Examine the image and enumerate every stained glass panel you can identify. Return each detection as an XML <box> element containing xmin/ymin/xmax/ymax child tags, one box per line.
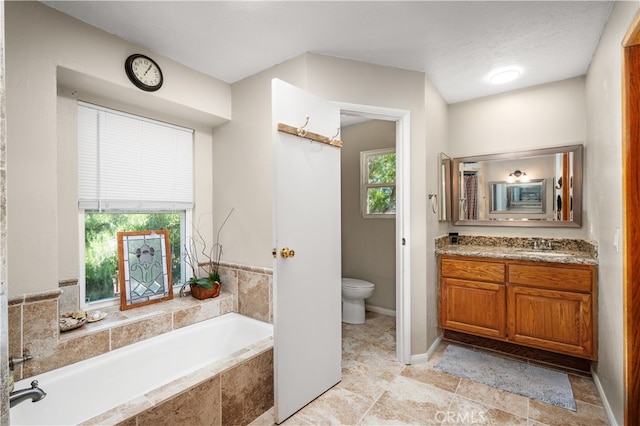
<box><xmin>117</xmin><ymin>230</ymin><xmax>173</xmax><ymax>310</ymax></box>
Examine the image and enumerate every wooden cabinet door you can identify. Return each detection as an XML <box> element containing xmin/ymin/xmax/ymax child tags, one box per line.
<box><xmin>507</xmin><ymin>286</ymin><xmax>594</xmax><ymax>359</ymax></box>
<box><xmin>440</xmin><ymin>278</ymin><xmax>506</xmax><ymax>339</ymax></box>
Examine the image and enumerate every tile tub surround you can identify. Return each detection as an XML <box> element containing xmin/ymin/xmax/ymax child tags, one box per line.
<box><xmin>435</xmin><ymin>235</ymin><xmax>598</xmax><ymax>265</ymax></box>
<box><xmin>6</xmin><ymin>339</ymin><xmax>274</xmax><ymax>425</ymax></box>
<box><xmin>82</xmin><ymin>340</ymin><xmax>273</xmax><ymax>425</ymax></box>
<box><xmin>217</xmin><ymin>261</ymin><xmax>273</xmax><ymax>323</ymax></box>
<box><xmin>7</xmin><ymin>261</ymin><xmax>272</xmax><ymax>382</ymax></box>
<box><xmin>7</xmin><ymin>290</ymin><xmax>234</xmax><ymax>381</ymax></box>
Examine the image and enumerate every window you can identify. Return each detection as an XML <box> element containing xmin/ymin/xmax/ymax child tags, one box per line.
<box><xmin>84</xmin><ymin>212</ymin><xmax>184</xmax><ymax>303</ymax></box>
<box><xmin>77</xmin><ymin>102</ymin><xmax>193</xmax><ymax>306</ymax></box>
<box><xmin>361</xmin><ymin>148</ymin><xmax>396</xmax><ymax>218</ymax></box>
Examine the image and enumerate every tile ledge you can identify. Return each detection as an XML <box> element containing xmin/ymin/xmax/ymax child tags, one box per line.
<box><xmin>59</xmin><ymin>291</ymin><xmax>234</xmax><ymax>341</ymax></box>
<box><xmin>9</xmin><ymin>288</ymin><xmax>63</xmax><ymax>305</ymax></box>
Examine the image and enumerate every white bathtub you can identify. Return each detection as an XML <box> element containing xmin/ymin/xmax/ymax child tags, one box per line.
<box><xmin>10</xmin><ymin>312</ymin><xmax>273</xmax><ymax>425</ymax></box>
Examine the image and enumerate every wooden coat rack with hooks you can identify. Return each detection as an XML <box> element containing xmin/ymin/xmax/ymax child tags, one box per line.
<box><xmin>277</xmin><ymin>116</ymin><xmax>342</xmax><ymax>148</ymax></box>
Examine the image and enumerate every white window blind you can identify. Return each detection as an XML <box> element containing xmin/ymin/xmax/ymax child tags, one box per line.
<box><xmin>77</xmin><ymin>102</ymin><xmax>194</xmax><ymax>211</ymax></box>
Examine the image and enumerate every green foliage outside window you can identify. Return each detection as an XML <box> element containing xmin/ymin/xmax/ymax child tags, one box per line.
<box><xmin>367</xmin><ymin>187</ymin><xmax>396</xmax><ymax>214</ymax></box>
<box><xmin>85</xmin><ymin>212</ymin><xmax>182</xmax><ymax>303</ymax></box>
<box><xmin>366</xmin><ymin>152</ymin><xmax>396</xmax><ymax>214</ymax></box>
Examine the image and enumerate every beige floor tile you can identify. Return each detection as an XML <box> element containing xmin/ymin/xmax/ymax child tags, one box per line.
<box><xmin>528</xmin><ymin>399</ymin><xmax>609</xmax><ymax>426</ymax></box>
<box><xmin>281</xmin><ymin>414</ymin><xmax>313</xmax><ymax>425</ymax></box>
<box><xmin>262</xmin><ymin>313</ymin><xmax>605</xmax><ymax>426</ymax></box>
<box><xmin>342</xmin><ymin>335</ymin><xmax>367</xmax><ymax>360</ymax></box>
<box><xmin>292</xmin><ymin>387</ymin><xmax>374</xmax><ymax>425</ymax></box>
<box><xmin>377</xmin><ymin>375</ymin><xmax>455</xmax><ymax>424</ymax></box>
<box><xmin>449</xmin><ymin>394</ymin><xmax>529</xmax><ymax>425</ymax></box>
<box><xmin>249</xmin><ymin>408</ymin><xmax>275</xmax><ymax>426</ymax></box>
<box><xmin>337</xmin><ymin>370</ymin><xmax>390</xmax><ymax>401</ymax></box>
<box><xmin>568</xmin><ymin>374</ymin><xmax>604</xmax><ymax>407</ymax></box>
<box><xmin>358</xmin><ymin>401</ymin><xmax>423</xmax><ymax>425</ymax></box>
<box><xmin>455</xmin><ymin>378</ymin><xmax>529</xmax><ymax>418</ymax></box>
<box><xmin>400</xmin><ymin>362</ymin><xmax>460</xmax><ymax>393</ymax></box>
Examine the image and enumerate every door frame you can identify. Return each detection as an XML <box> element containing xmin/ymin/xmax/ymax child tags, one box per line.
<box><xmin>623</xmin><ymin>11</ymin><xmax>640</xmax><ymax>426</ymax></box>
<box><xmin>337</xmin><ymin>102</ymin><xmax>412</xmax><ymax>364</ymax></box>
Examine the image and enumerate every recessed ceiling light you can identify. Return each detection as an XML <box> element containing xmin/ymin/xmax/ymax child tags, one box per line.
<box><xmin>488</xmin><ymin>67</ymin><xmax>522</xmax><ymax>85</ymax></box>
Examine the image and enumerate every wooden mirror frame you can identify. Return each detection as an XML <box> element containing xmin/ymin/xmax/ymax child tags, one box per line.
<box><xmin>452</xmin><ymin>144</ymin><xmax>583</xmax><ymax>227</ymax></box>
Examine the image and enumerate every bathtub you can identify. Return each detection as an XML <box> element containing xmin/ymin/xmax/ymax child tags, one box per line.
<box><xmin>10</xmin><ymin>312</ymin><xmax>273</xmax><ymax>425</ymax></box>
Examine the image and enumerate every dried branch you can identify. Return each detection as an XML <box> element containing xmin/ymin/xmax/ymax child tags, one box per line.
<box><xmin>182</xmin><ymin>208</ymin><xmax>234</xmax><ymax>284</ymax></box>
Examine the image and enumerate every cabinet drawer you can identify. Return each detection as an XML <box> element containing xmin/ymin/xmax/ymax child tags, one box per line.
<box><xmin>508</xmin><ymin>264</ymin><xmax>593</xmax><ymax>293</ymax></box>
<box><xmin>441</xmin><ymin>258</ymin><xmax>505</xmax><ymax>283</ymax></box>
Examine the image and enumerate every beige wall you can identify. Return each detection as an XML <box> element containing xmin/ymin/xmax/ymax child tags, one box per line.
<box><xmin>5</xmin><ymin>2</ymin><xmax>231</xmax><ymax>297</ymax></box>
<box><xmin>424</xmin><ymin>78</ymin><xmax>450</xmax><ymax>350</ymax></box>
<box><xmin>585</xmin><ymin>1</ymin><xmax>639</xmax><ymax>424</ymax></box>
<box><xmin>447</xmin><ymin>76</ymin><xmax>588</xmax><ymax>239</ymax></box>
<box><xmin>210</xmin><ymin>55</ymin><xmax>308</xmax><ymax>268</ymax></box>
<box><xmin>306</xmin><ymin>54</ymin><xmax>433</xmax><ymax>355</ymax></box>
<box><xmin>214</xmin><ymin>53</ymin><xmax>447</xmax><ymax>356</ymax></box>
<box><xmin>341</xmin><ymin>120</ymin><xmax>396</xmax><ymax>311</ymax></box>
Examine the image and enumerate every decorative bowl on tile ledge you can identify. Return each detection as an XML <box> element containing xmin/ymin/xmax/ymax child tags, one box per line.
<box><xmin>185</xmin><ymin>273</ymin><xmax>221</xmax><ymax>300</ymax></box>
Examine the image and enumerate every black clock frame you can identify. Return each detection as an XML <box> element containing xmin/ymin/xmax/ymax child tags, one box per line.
<box><xmin>125</xmin><ymin>54</ymin><xmax>163</xmax><ymax>92</ymax></box>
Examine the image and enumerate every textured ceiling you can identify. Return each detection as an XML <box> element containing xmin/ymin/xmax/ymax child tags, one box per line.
<box><xmin>43</xmin><ymin>1</ymin><xmax>614</xmax><ymax>104</ymax></box>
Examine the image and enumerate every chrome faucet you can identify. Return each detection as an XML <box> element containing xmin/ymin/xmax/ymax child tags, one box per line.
<box><xmin>532</xmin><ymin>239</ymin><xmax>553</xmax><ymax>250</ymax></box>
<box><xmin>9</xmin><ymin>380</ymin><xmax>46</xmax><ymax>408</ymax></box>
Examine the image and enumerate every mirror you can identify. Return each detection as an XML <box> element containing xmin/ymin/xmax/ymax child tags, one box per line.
<box><xmin>490</xmin><ymin>179</ymin><xmax>545</xmax><ymax>214</ymax></box>
<box><xmin>438</xmin><ymin>153</ymin><xmax>452</xmax><ymax>221</ymax></box>
<box><xmin>453</xmin><ymin>144</ymin><xmax>583</xmax><ymax>227</ymax></box>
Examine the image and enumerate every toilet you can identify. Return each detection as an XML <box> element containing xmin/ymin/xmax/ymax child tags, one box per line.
<box><xmin>341</xmin><ymin>278</ymin><xmax>375</xmax><ymax>324</ymax></box>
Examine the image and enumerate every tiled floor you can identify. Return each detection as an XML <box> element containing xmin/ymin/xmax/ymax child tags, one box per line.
<box><xmin>252</xmin><ymin>312</ymin><xmax>609</xmax><ymax>425</ymax></box>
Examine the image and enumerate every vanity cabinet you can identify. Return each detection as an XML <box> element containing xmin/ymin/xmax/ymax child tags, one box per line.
<box><xmin>440</xmin><ymin>258</ymin><xmax>506</xmax><ymax>339</ymax></box>
<box><xmin>439</xmin><ymin>255</ymin><xmax>597</xmax><ymax>360</ymax></box>
<box><xmin>507</xmin><ymin>263</ymin><xmax>595</xmax><ymax>358</ymax></box>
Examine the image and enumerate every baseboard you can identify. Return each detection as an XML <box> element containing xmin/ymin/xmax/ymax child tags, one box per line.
<box><xmin>410</xmin><ymin>336</ymin><xmax>443</xmax><ymax>365</ymax></box>
<box><xmin>411</xmin><ymin>353</ymin><xmax>428</xmax><ymax>364</ymax></box>
<box><xmin>365</xmin><ymin>304</ymin><xmax>396</xmax><ymax>317</ymax></box>
<box><xmin>427</xmin><ymin>335</ymin><xmax>443</xmax><ymax>361</ymax></box>
<box><xmin>591</xmin><ymin>369</ymin><xmax>620</xmax><ymax>426</ymax></box>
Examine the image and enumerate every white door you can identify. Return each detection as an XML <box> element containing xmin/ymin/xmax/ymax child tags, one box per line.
<box><xmin>272</xmin><ymin>78</ymin><xmax>342</xmax><ymax>423</ymax></box>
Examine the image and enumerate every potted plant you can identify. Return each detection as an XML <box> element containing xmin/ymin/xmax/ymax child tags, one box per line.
<box><xmin>180</xmin><ymin>208</ymin><xmax>234</xmax><ymax>300</ymax></box>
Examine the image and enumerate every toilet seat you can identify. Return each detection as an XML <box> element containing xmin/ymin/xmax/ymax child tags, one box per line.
<box><xmin>342</xmin><ymin>278</ymin><xmax>374</xmax><ymax>289</ymax></box>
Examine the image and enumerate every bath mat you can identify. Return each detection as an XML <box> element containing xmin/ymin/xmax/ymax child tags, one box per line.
<box><xmin>434</xmin><ymin>344</ymin><xmax>576</xmax><ymax>411</ymax></box>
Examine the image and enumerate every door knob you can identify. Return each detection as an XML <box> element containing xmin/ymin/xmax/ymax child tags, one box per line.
<box><xmin>280</xmin><ymin>247</ymin><xmax>295</xmax><ymax>258</ymax></box>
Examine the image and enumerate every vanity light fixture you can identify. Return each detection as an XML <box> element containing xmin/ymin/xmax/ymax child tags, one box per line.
<box><xmin>507</xmin><ymin>169</ymin><xmax>529</xmax><ymax>183</ymax></box>
<box><xmin>488</xmin><ymin>66</ymin><xmax>522</xmax><ymax>85</ymax></box>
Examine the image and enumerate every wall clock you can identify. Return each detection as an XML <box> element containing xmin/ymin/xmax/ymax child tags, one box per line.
<box><xmin>124</xmin><ymin>54</ymin><xmax>163</xmax><ymax>92</ymax></box>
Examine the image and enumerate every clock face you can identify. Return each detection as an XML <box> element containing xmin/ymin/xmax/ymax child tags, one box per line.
<box><xmin>125</xmin><ymin>54</ymin><xmax>163</xmax><ymax>91</ymax></box>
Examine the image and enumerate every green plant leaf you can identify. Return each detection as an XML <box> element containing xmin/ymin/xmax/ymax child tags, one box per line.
<box><xmin>194</xmin><ymin>278</ymin><xmax>214</xmax><ymax>289</ymax></box>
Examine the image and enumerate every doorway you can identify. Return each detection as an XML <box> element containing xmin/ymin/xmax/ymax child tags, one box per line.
<box><xmin>338</xmin><ymin>103</ymin><xmax>411</xmax><ymax>364</ymax></box>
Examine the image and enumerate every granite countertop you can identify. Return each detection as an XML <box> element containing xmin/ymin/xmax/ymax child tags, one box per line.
<box><xmin>435</xmin><ymin>236</ymin><xmax>598</xmax><ymax>266</ymax></box>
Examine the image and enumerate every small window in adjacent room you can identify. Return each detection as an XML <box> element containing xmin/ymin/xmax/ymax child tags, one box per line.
<box><xmin>361</xmin><ymin>148</ymin><xmax>396</xmax><ymax>218</ymax></box>
<box><xmin>77</xmin><ymin>102</ymin><xmax>193</xmax><ymax>307</ymax></box>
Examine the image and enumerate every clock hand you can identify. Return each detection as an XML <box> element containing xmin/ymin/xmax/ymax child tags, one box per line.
<box><xmin>144</xmin><ymin>65</ymin><xmax>152</xmax><ymax>75</ymax></box>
